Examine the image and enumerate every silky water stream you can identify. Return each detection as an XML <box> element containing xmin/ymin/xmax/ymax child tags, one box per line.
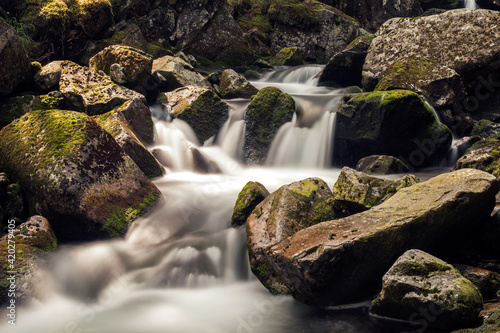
<box><xmin>1</xmin><ymin>66</ymin><xmax>447</xmax><ymax>333</ymax></box>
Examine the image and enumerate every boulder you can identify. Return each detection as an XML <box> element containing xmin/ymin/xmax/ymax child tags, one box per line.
<box><xmin>0</xmin><ymin>216</ymin><xmax>57</xmax><ymax>305</ymax></box>
<box><xmin>247</xmin><ymin>178</ymin><xmax>337</xmax><ymax>294</ymax></box>
<box><xmin>471</xmin><ymin>119</ymin><xmax>500</xmax><ymax>138</ymax></box>
<box><xmin>0</xmin><ymin>18</ymin><xmax>31</xmax><ymax>97</ymax></box>
<box><xmin>34</xmin><ymin>61</ymin><xmax>64</xmax><ymax>91</ymax></box>
<box><xmin>452</xmin><ymin>308</ymin><xmax>500</xmax><ymax>333</ymax></box>
<box><xmin>94</xmin><ymin>110</ymin><xmax>164</xmax><ymax>179</ymax></box>
<box><xmin>231</xmin><ymin>181</ymin><xmax>270</xmax><ymax>228</ymax></box>
<box><xmin>373</xmin><ymin>57</ymin><xmax>467</xmax><ymax>108</ymax></box>
<box><xmin>455</xmin><ymin>265</ymin><xmax>500</xmax><ymax>300</ymax></box>
<box><xmin>0</xmin><ymin>109</ymin><xmax>161</xmax><ymax>241</ymax></box>
<box><xmin>265</xmin><ymin>169</ymin><xmax>498</xmax><ymax>305</ymax></box>
<box><xmin>111</xmin><ymin>98</ymin><xmax>155</xmax><ymax>145</ymax></box>
<box><xmin>89</xmin><ymin>45</ymin><xmax>157</xmax><ymax>99</ymax></box>
<box><xmin>244</xmin><ymin>87</ymin><xmax>295</xmax><ymax>165</ymax></box>
<box><xmin>152</xmin><ymin>55</ymin><xmax>211</xmax><ymax>92</ymax></box>
<box><xmin>59</xmin><ymin>61</ymin><xmax>146</xmax><ymax>116</ymax></box>
<box><xmin>158</xmin><ymin>87</ymin><xmax>229</xmax><ymax>143</ymax></box>
<box><xmin>2</xmin><ymin>182</ymin><xmax>28</xmax><ymax>226</ymax></box>
<box><xmin>270</xmin><ymin>47</ymin><xmax>304</xmax><ymax>66</ymax></box>
<box><xmin>356</xmin><ymin>155</ymin><xmax>410</xmax><ymax>175</ymax></box>
<box><xmin>219</xmin><ymin>69</ymin><xmax>259</xmax><ymax>99</ymax></box>
<box><xmin>334</xmin><ymin>90</ymin><xmax>452</xmax><ymax>168</ymax></box>
<box><xmin>454</xmin><ymin>135</ymin><xmax>500</xmax><ymax>177</ymax></box>
<box><xmin>370</xmin><ymin>249</ymin><xmax>483</xmax><ymax>330</ymax></box>
<box><xmin>318</xmin><ymin>35</ymin><xmax>374</xmax><ymax>87</ymax></box>
<box><xmin>332</xmin><ymin>167</ymin><xmax>419</xmax><ymax>215</ymax></box>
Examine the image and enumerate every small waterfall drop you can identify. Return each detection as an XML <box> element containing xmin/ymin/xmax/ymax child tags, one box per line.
<box><xmin>465</xmin><ymin>0</ymin><xmax>478</xmax><ymax>9</ymax></box>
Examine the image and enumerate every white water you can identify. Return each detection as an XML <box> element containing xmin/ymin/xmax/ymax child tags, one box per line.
<box><xmin>465</xmin><ymin>0</ymin><xmax>478</xmax><ymax>9</ymax></box>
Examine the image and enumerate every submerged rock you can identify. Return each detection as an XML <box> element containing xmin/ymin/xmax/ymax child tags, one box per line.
<box><xmin>60</xmin><ymin>61</ymin><xmax>146</xmax><ymax>116</ymax></box>
<box><xmin>219</xmin><ymin>69</ymin><xmax>259</xmax><ymax>99</ymax></box>
<box><xmin>265</xmin><ymin>169</ymin><xmax>498</xmax><ymax>305</ymax></box>
<box><xmin>370</xmin><ymin>249</ymin><xmax>483</xmax><ymax>330</ymax></box>
<box><xmin>159</xmin><ymin>86</ymin><xmax>229</xmax><ymax>143</ymax></box>
<box><xmin>231</xmin><ymin>182</ymin><xmax>269</xmax><ymax>228</ymax></box>
<box><xmin>334</xmin><ymin>90</ymin><xmax>452</xmax><ymax>168</ymax></box>
<box><xmin>0</xmin><ymin>109</ymin><xmax>161</xmax><ymax>241</ymax></box>
<box><xmin>356</xmin><ymin>155</ymin><xmax>410</xmax><ymax>175</ymax></box>
<box><xmin>152</xmin><ymin>55</ymin><xmax>211</xmax><ymax>92</ymax></box>
<box><xmin>332</xmin><ymin>167</ymin><xmax>419</xmax><ymax>215</ymax></box>
<box><xmin>244</xmin><ymin>87</ymin><xmax>295</xmax><ymax>165</ymax></box>
<box><xmin>246</xmin><ymin>178</ymin><xmax>337</xmax><ymax>294</ymax></box>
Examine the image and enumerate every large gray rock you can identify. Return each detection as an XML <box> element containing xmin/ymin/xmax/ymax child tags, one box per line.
<box><xmin>334</xmin><ymin>90</ymin><xmax>452</xmax><ymax>168</ymax></box>
<box><xmin>370</xmin><ymin>249</ymin><xmax>483</xmax><ymax>330</ymax></box>
<box><xmin>454</xmin><ymin>135</ymin><xmax>500</xmax><ymax>178</ymax></box>
<box><xmin>34</xmin><ymin>61</ymin><xmax>64</xmax><ymax>91</ymax></box>
<box><xmin>0</xmin><ymin>109</ymin><xmax>161</xmax><ymax>241</ymax></box>
<box><xmin>455</xmin><ymin>265</ymin><xmax>500</xmax><ymax>300</ymax></box>
<box><xmin>356</xmin><ymin>155</ymin><xmax>410</xmax><ymax>175</ymax></box>
<box><xmin>264</xmin><ymin>169</ymin><xmax>498</xmax><ymax>305</ymax></box>
<box><xmin>0</xmin><ymin>18</ymin><xmax>31</xmax><ymax>97</ymax></box>
<box><xmin>219</xmin><ymin>69</ymin><xmax>258</xmax><ymax>99</ymax></box>
<box><xmin>152</xmin><ymin>55</ymin><xmax>211</xmax><ymax>92</ymax></box>
<box><xmin>247</xmin><ymin>178</ymin><xmax>337</xmax><ymax>295</ymax></box>
<box><xmin>60</xmin><ymin>61</ymin><xmax>146</xmax><ymax>116</ymax></box>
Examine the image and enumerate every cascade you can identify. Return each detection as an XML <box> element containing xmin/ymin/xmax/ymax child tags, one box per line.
<box><xmin>465</xmin><ymin>0</ymin><xmax>478</xmax><ymax>9</ymax></box>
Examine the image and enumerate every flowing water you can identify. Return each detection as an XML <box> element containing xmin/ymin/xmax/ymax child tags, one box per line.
<box><xmin>1</xmin><ymin>66</ymin><xmax>448</xmax><ymax>333</ymax></box>
<box><xmin>465</xmin><ymin>0</ymin><xmax>478</xmax><ymax>9</ymax></box>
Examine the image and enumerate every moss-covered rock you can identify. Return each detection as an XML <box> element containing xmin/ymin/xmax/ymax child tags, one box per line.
<box><xmin>94</xmin><ymin>109</ymin><xmax>164</xmax><ymax>179</ymax></box>
<box><xmin>59</xmin><ymin>61</ymin><xmax>146</xmax><ymax>116</ymax></box>
<box><xmin>332</xmin><ymin>167</ymin><xmax>419</xmax><ymax>215</ymax></box>
<box><xmin>370</xmin><ymin>249</ymin><xmax>483</xmax><ymax>330</ymax></box>
<box><xmin>454</xmin><ymin>135</ymin><xmax>500</xmax><ymax>178</ymax></box>
<box><xmin>356</xmin><ymin>155</ymin><xmax>410</xmax><ymax>175</ymax></box>
<box><xmin>111</xmin><ymin>98</ymin><xmax>155</xmax><ymax>145</ymax></box>
<box><xmin>266</xmin><ymin>169</ymin><xmax>498</xmax><ymax>305</ymax></box>
<box><xmin>246</xmin><ymin>177</ymin><xmax>337</xmax><ymax>295</ymax></box>
<box><xmin>0</xmin><ymin>18</ymin><xmax>31</xmax><ymax>97</ymax></box>
<box><xmin>231</xmin><ymin>181</ymin><xmax>269</xmax><ymax>228</ymax></box>
<box><xmin>219</xmin><ymin>69</ymin><xmax>259</xmax><ymax>99</ymax></box>
<box><xmin>152</xmin><ymin>55</ymin><xmax>211</xmax><ymax>92</ymax></box>
<box><xmin>452</xmin><ymin>308</ymin><xmax>500</xmax><ymax>333</ymax></box>
<box><xmin>270</xmin><ymin>47</ymin><xmax>304</xmax><ymax>66</ymax></box>
<box><xmin>318</xmin><ymin>35</ymin><xmax>374</xmax><ymax>87</ymax></box>
<box><xmin>0</xmin><ymin>109</ymin><xmax>161</xmax><ymax>241</ymax></box>
<box><xmin>334</xmin><ymin>90</ymin><xmax>452</xmax><ymax>168</ymax></box>
<box><xmin>471</xmin><ymin>120</ymin><xmax>500</xmax><ymax>139</ymax></box>
<box><xmin>244</xmin><ymin>87</ymin><xmax>295</xmax><ymax>165</ymax></box>
<box><xmin>159</xmin><ymin>86</ymin><xmax>229</xmax><ymax>143</ymax></box>
<box><xmin>0</xmin><ymin>216</ymin><xmax>57</xmax><ymax>305</ymax></box>
<box><xmin>455</xmin><ymin>265</ymin><xmax>500</xmax><ymax>300</ymax></box>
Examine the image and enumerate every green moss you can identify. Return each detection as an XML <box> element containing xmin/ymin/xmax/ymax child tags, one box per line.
<box><xmin>345</xmin><ymin>35</ymin><xmax>375</xmax><ymax>51</ymax></box>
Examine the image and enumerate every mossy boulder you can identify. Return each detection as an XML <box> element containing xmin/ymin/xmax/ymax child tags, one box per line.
<box><xmin>159</xmin><ymin>87</ymin><xmax>229</xmax><ymax>143</ymax></box>
<box><xmin>332</xmin><ymin>167</ymin><xmax>419</xmax><ymax>215</ymax></box>
<box><xmin>246</xmin><ymin>177</ymin><xmax>337</xmax><ymax>295</ymax></box>
<box><xmin>266</xmin><ymin>169</ymin><xmax>498</xmax><ymax>305</ymax></box>
<box><xmin>370</xmin><ymin>249</ymin><xmax>483</xmax><ymax>330</ymax></box>
<box><xmin>112</xmin><ymin>98</ymin><xmax>155</xmax><ymax>145</ymax></box>
<box><xmin>231</xmin><ymin>181</ymin><xmax>270</xmax><ymax>228</ymax></box>
<box><xmin>89</xmin><ymin>45</ymin><xmax>157</xmax><ymax>99</ymax></box>
<box><xmin>0</xmin><ymin>109</ymin><xmax>161</xmax><ymax>241</ymax></box>
<box><xmin>219</xmin><ymin>69</ymin><xmax>259</xmax><ymax>99</ymax></box>
<box><xmin>318</xmin><ymin>35</ymin><xmax>374</xmax><ymax>87</ymax></box>
<box><xmin>453</xmin><ymin>308</ymin><xmax>500</xmax><ymax>333</ymax></box>
<box><xmin>471</xmin><ymin>119</ymin><xmax>500</xmax><ymax>138</ymax></box>
<box><xmin>334</xmin><ymin>90</ymin><xmax>452</xmax><ymax>168</ymax></box>
<box><xmin>374</xmin><ymin>57</ymin><xmax>467</xmax><ymax>108</ymax></box>
<box><xmin>152</xmin><ymin>55</ymin><xmax>211</xmax><ymax>92</ymax></box>
<box><xmin>356</xmin><ymin>155</ymin><xmax>410</xmax><ymax>175</ymax></box>
<box><xmin>455</xmin><ymin>265</ymin><xmax>500</xmax><ymax>300</ymax></box>
<box><xmin>244</xmin><ymin>87</ymin><xmax>295</xmax><ymax>165</ymax></box>
<box><xmin>454</xmin><ymin>135</ymin><xmax>500</xmax><ymax>178</ymax></box>
<box><xmin>34</xmin><ymin>61</ymin><xmax>64</xmax><ymax>92</ymax></box>
<box><xmin>0</xmin><ymin>18</ymin><xmax>31</xmax><ymax>97</ymax></box>
<box><xmin>60</xmin><ymin>61</ymin><xmax>146</xmax><ymax>116</ymax></box>
<box><xmin>0</xmin><ymin>216</ymin><xmax>57</xmax><ymax>305</ymax></box>
<box><xmin>270</xmin><ymin>47</ymin><xmax>304</xmax><ymax>66</ymax></box>
<box><xmin>94</xmin><ymin>110</ymin><xmax>164</xmax><ymax>179</ymax></box>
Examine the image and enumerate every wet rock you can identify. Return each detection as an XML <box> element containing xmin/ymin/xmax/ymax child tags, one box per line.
<box><xmin>0</xmin><ymin>216</ymin><xmax>57</xmax><ymax>305</ymax></box>
<box><xmin>270</xmin><ymin>47</ymin><xmax>304</xmax><ymax>67</ymax></box>
<box><xmin>60</xmin><ymin>61</ymin><xmax>146</xmax><ymax>116</ymax></box>
<box><xmin>231</xmin><ymin>181</ymin><xmax>270</xmax><ymax>228</ymax></box>
<box><xmin>471</xmin><ymin>119</ymin><xmax>500</xmax><ymax>138</ymax></box>
<box><xmin>0</xmin><ymin>18</ymin><xmax>31</xmax><ymax>97</ymax></box>
<box><xmin>266</xmin><ymin>169</ymin><xmax>498</xmax><ymax>305</ymax></box>
<box><xmin>318</xmin><ymin>35</ymin><xmax>374</xmax><ymax>87</ymax></box>
<box><xmin>94</xmin><ymin>110</ymin><xmax>164</xmax><ymax>179</ymax></box>
<box><xmin>244</xmin><ymin>87</ymin><xmax>295</xmax><ymax>165</ymax></box>
<box><xmin>332</xmin><ymin>167</ymin><xmax>419</xmax><ymax>215</ymax></box>
<box><xmin>152</xmin><ymin>55</ymin><xmax>211</xmax><ymax>92</ymax></box>
<box><xmin>247</xmin><ymin>178</ymin><xmax>337</xmax><ymax>294</ymax></box>
<box><xmin>454</xmin><ymin>135</ymin><xmax>500</xmax><ymax>178</ymax></box>
<box><xmin>370</xmin><ymin>249</ymin><xmax>483</xmax><ymax>330</ymax></box>
<box><xmin>159</xmin><ymin>87</ymin><xmax>229</xmax><ymax>143</ymax></box>
<box><xmin>34</xmin><ymin>61</ymin><xmax>64</xmax><ymax>91</ymax></box>
<box><xmin>219</xmin><ymin>69</ymin><xmax>259</xmax><ymax>99</ymax></box>
<box><xmin>0</xmin><ymin>109</ymin><xmax>161</xmax><ymax>241</ymax></box>
<box><xmin>334</xmin><ymin>90</ymin><xmax>452</xmax><ymax>168</ymax></box>
<box><xmin>356</xmin><ymin>155</ymin><xmax>410</xmax><ymax>175</ymax></box>
<box><xmin>455</xmin><ymin>265</ymin><xmax>500</xmax><ymax>300</ymax></box>
<box><xmin>189</xmin><ymin>146</ymin><xmax>221</xmax><ymax>174</ymax></box>
<box><xmin>89</xmin><ymin>45</ymin><xmax>158</xmax><ymax>100</ymax></box>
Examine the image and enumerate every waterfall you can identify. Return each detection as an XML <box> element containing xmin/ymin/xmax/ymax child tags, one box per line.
<box><xmin>465</xmin><ymin>0</ymin><xmax>478</xmax><ymax>9</ymax></box>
